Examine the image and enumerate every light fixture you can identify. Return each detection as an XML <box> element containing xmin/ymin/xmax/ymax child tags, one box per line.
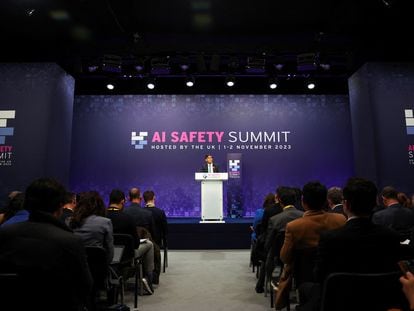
<box><xmin>269</xmin><ymin>77</ymin><xmax>279</xmax><ymax>89</ymax></box>
<box><xmin>106</xmin><ymin>83</ymin><xmax>115</xmax><ymax>90</ymax></box>
<box><xmin>146</xmin><ymin>78</ymin><xmax>156</xmax><ymax>90</ymax></box>
<box><xmin>185</xmin><ymin>76</ymin><xmax>195</xmax><ymax>87</ymax></box>
<box><xmin>306</xmin><ymin>79</ymin><xmax>316</xmax><ymax>90</ymax></box>
<box><xmin>225</xmin><ymin>76</ymin><xmax>235</xmax><ymax>87</ymax></box>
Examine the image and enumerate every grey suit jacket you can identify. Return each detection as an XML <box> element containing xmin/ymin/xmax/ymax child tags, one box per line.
<box><xmin>265</xmin><ymin>207</ymin><xmax>303</xmax><ymax>251</ymax></box>
<box><xmin>71</xmin><ymin>215</ymin><xmax>114</xmax><ymax>263</ymax></box>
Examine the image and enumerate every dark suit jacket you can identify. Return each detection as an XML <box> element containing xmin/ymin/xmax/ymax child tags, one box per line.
<box><xmin>145</xmin><ymin>205</ymin><xmax>168</xmax><ymax>246</ymax></box>
<box><xmin>107</xmin><ymin>209</ymin><xmax>140</xmax><ymax>249</ymax></box>
<box><xmin>261</xmin><ymin>203</ymin><xmax>283</xmax><ymax>235</ymax></box>
<box><xmin>372</xmin><ymin>203</ymin><xmax>414</xmax><ymax>239</ymax></box>
<box><xmin>315</xmin><ymin>217</ymin><xmax>401</xmax><ymax>283</ymax></box>
<box><xmin>328</xmin><ymin>204</ymin><xmax>346</xmax><ymax>217</ymax></box>
<box><xmin>124</xmin><ymin>202</ymin><xmax>155</xmax><ymax>238</ymax></box>
<box><xmin>200</xmin><ymin>163</ymin><xmax>220</xmax><ymax>173</ymax></box>
<box><xmin>0</xmin><ymin>210</ymin><xmax>93</xmax><ymax>311</ymax></box>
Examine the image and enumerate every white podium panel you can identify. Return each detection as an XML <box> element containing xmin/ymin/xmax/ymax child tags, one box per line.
<box><xmin>195</xmin><ymin>173</ymin><xmax>228</xmax><ymax>223</ymax></box>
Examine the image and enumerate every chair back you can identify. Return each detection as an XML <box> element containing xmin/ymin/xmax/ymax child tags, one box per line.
<box><xmin>293</xmin><ymin>247</ymin><xmax>318</xmax><ymax>286</ymax></box>
<box><xmin>320</xmin><ymin>271</ymin><xmax>408</xmax><ymax>311</ymax></box>
<box><xmin>85</xmin><ymin>246</ymin><xmax>109</xmax><ymax>290</ymax></box>
<box><xmin>113</xmin><ymin>233</ymin><xmax>135</xmax><ymax>264</ymax></box>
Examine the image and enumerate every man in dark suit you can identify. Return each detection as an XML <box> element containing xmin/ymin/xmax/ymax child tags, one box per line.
<box><xmin>372</xmin><ymin>186</ymin><xmax>414</xmax><ymax>241</ymax></box>
<box><xmin>143</xmin><ymin>190</ymin><xmax>168</xmax><ymax>284</ymax></box>
<box><xmin>107</xmin><ymin>189</ymin><xmax>155</xmax><ymax>294</ymax></box>
<box><xmin>200</xmin><ymin>154</ymin><xmax>220</xmax><ymax>172</ymax></box>
<box><xmin>0</xmin><ymin>178</ymin><xmax>93</xmax><ymax>311</ymax></box>
<box><xmin>124</xmin><ymin>187</ymin><xmax>155</xmax><ymax>238</ymax></box>
<box><xmin>315</xmin><ymin>178</ymin><xmax>401</xmax><ymax>283</ymax></box>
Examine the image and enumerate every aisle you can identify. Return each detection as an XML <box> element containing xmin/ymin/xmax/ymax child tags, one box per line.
<box><xmin>126</xmin><ymin>250</ymin><xmax>268</xmax><ymax>311</ymax></box>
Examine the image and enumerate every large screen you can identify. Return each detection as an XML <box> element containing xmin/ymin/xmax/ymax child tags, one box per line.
<box><xmin>70</xmin><ymin>94</ymin><xmax>354</xmax><ymax>217</ymax></box>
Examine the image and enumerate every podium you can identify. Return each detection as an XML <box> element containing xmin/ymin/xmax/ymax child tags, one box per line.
<box><xmin>195</xmin><ymin>172</ymin><xmax>228</xmax><ymax>223</ymax></box>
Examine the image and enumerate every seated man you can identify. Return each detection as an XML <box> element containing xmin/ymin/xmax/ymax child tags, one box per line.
<box><xmin>0</xmin><ymin>178</ymin><xmax>92</xmax><ymax>311</ymax></box>
<box><xmin>107</xmin><ymin>189</ymin><xmax>155</xmax><ymax>294</ymax></box>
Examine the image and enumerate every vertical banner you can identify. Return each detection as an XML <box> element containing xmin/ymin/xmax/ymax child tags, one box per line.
<box><xmin>227</xmin><ymin>153</ymin><xmax>243</xmax><ymax>218</ymax></box>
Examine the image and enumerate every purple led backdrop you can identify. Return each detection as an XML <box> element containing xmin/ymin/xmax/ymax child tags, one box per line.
<box><xmin>70</xmin><ymin>94</ymin><xmax>354</xmax><ymax>217</ymax></box>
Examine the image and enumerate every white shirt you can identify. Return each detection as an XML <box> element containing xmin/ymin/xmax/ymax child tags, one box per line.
<box><xmin>208</xmin><ymin>163</ymin><xmax>213</xmax><ymax>173</ymax></box>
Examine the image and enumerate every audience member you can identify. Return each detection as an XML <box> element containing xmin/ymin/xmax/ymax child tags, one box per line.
<box><xmin>251</xmin><ymin>192</ymin><xmax>274</xmax><ymax>242</ymax></box>
<box><xmin>125</xmin><ymin>187</ymin><xmax>155</xmax><ymax>238</ymax></box>
<box><xmin>277</xmin><ymin>181</ymin><xmax>346</xmax><ymax>309</ymax></box>
<box><xmin>0</xmin><ymin>192</ymin><xmax>28</xmax><ymax>226</ymax></box>
<box><xmin>255</xmin><ymin>187</ymin><xmax>303</xmax><ymax>293</ymax></box>
<box><xmin>298</xmin><ymin>178</ymin><xmax>402</xmax><ymax>311</ymax></box>
<box><xmin>0</xmin><ymin>178</ymin><xmax>92</xmax><ymax>311</ymax></box>
<box><xmin>107</xmin><ymin>189</ymin><xmax>155</xmax><ymax>294</ymax></box>
<box><xmin>372</xmin><ymin>186</ymin><xmax>414</xmax><ymax>240</ymax></box>
<box><xmin>0</xmin><ymin>191</ymin><xmax>23</xmax><ymax>225</ymax></box>
<box><xmin>143</xmin><ymin>190</ymin><xmax>168</xmax><ymax>284</ymax></box>
<box><xmin>59</xmin><ymin>191</ymin><xmax>77</xmax><ymax>223</ymax></box>
<box><xmin>398</xmin><ymin>192</ymin><xmax>413</xmax><ymax>209</ymax></box>
<box><xmin>68</xmin><ymin>191</ymin><xmax>114</xmax><ymax>263</ymax></box>
<box><xmin>327</xmin><ymin>186</ymin><xmax>346</xmax><ymax>216</ymax></box>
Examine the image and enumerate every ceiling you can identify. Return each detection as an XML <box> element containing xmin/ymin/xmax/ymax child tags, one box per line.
<box><xmin>0</xmin><ymin>0</ymin><xmax>413</xmax><ymax>93</ymax></box>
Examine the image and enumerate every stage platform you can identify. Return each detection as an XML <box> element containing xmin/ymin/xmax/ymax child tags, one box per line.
<box><xmin>167</xmin><ymin>217</ymin><xmax>253</xmax><ymax>250</ymax></box>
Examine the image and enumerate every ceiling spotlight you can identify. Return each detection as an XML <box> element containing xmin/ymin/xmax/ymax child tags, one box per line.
<box><xmin>306</xmin><ymin>80</ymin><xmax>316</xmax><ymax>90</ymax></box>
<box><xmin>269</xmin><ymin>77</ymin><xmax>279</xmax><ymax>89</ymax></box>
<box><xmin>225</xmin><ymin>76</ymin><xmax>235</xmax><ymax>87</ymax></box>
<box><xmin>146</xmin><ymin>78</ymin><xmax>156</xmax><ymax>90</ymax></box>
<box><xmin>185</xmin><ymin>76</ymin><xmax>195</xmax><ymax>87</ymax></box>
<box><xmin>106</xmin><ymin>83</ymin><xmax>115</xmax><ymax>90</ymax></box>
<box><xmin>26</xmin><ymin>9</ymin><xmax>36</xmax><ymax>16</ymax></box>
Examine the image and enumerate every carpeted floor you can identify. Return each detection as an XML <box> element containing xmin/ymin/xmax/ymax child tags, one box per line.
<box><xmin>124</xmin><ymin>250</ymin><xmax>273</xmax><ymax>311</ymax></box>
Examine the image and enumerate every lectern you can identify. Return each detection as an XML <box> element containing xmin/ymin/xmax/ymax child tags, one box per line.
<box><xmin>195</xmin><ymin>172</ymin><xmax>228</xmax><ymax>223</ymax></box>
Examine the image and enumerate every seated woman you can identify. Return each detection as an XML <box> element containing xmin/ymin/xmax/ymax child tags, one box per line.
<box><xmin>68</xmin><ymin>191</ymin><xmax>114</xmax><ymax>263</ymax></box>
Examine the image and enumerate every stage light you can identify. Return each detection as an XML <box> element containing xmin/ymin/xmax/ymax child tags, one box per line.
<box><xmin>146</xmin><ymin>78</ymin><xmax>156</xmax><ymax>90</ymax></box>
<box><xmin>306</xmin><ymin>80</ymin><xmax>316</xmax><ymax>90</ymax></box>
<box><xmin>269</xmin><ymin>77</ymin><xmax>279</xmax><ymax>89</ymax></box>
<box><xmin>185</xmin><ymin>76</ymin><xmax>195</xmax><ymax>87</ymax></box>
<box><xmin>106</xmin><ymin>83</ymin><xmax>115</xmax><ymax>90</ymax></box>
<box><xmin>225</xmin><ymin>76</ymin><xmax>235</xmax><ymax>87</ymax></box>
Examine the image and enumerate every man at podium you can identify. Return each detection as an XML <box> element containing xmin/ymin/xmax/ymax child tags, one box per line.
<box><xmin>200</xmin><ymin>154</ymin><xmax>220</xmax><ymax>173</ymax></box>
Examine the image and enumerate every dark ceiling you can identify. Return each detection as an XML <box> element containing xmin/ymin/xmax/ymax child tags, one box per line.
<box><xmin>0</xmin><ymin>0</ymin><xmax>413</xmax><ymax>93</ymax></box>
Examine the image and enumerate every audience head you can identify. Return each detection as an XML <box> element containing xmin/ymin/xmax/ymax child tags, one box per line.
<box><xmin>343</xmin><ymin>177</ymin><xmax>377</xmax><ymax>217</ymax></box>
<box><xmin>109</xmin><ymin>189</ymin><xmax>126</xmax><ymax>206</ymax></box>
<box><xmin>398</xmin><ymin>192</ymin><xmax>412</xmax><ymax>209</ymax></box>
<box><xmin>302</xmin><ymin>181</ymin><xmax>327</xmax><ymax>211</ymax></box>
<box><xmin>62</xmin><ymin>192</ymin><xmax>76</xmax><ymax>209</ymax></box>
<box><xmin>69</xmin><ymin>191</ymin><xmax>106</xmax><ymax>228</ymax></box>
<box><xmin>381</xmin><ymin>186</ymin><xmax>399</xmax><ymax>207</ymax></box>
<box><xmin>24</xmin><ymin>178</ymin><xmax>66</xmax><ymax>215</ymax></box>
<box><xmin>262</xmin><ymin>193</ymin><xmax>276</xmax><ymax>209</ymax></box>
<box><xmin>277</xmin><ymin>187</ymin><xmax>297</xmax><ymax>207</ymax></box>
<box><xmin>2</xmin><ymin>192</ymin><xmax>25</xmax><ymax>223</ymax></box>
<box><xmin>129</xmin><ymin>187</ymin><xmax>141</xmax><ymax>203</ymax></box>
<box><xmin>327</xmin><ymin>187</ymin><xmax>343</xmax><ymax>207</ymax></box>
<box><xmin>143</xmin><ymin>190</ymin><xmax>155</xmax><ymax>204</ymax></box>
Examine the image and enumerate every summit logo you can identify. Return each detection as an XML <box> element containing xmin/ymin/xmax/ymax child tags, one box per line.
<box><xmin>0</xmin><ymin>110</ymin><xmax>15</xmax><ymax>144</ymax></box>
<box><xmin>405</xmin><ymin>109</ymin><xmax>414</xmax><ymax>135</ymax></box>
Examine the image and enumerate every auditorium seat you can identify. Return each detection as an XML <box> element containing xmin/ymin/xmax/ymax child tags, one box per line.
<box><xmin>320</xmin><ymin>271</ymin><xmax>408</xmax><ymax>311</ymax></box>
<box><xmin>85</xmin><ymin>246</ymin><xmax>124</xmax><ymax>309</ymax></box>
<box><xmin>112</xmin><ymin>233</ymin><xmax>144</xmax><ymax>309</ymax></box>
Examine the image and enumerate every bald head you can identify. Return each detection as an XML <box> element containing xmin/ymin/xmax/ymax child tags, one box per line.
<box><xmin>129</xmin><ymin>187</ymin><xmax>141</xmax><ymax>203</ymax></box>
